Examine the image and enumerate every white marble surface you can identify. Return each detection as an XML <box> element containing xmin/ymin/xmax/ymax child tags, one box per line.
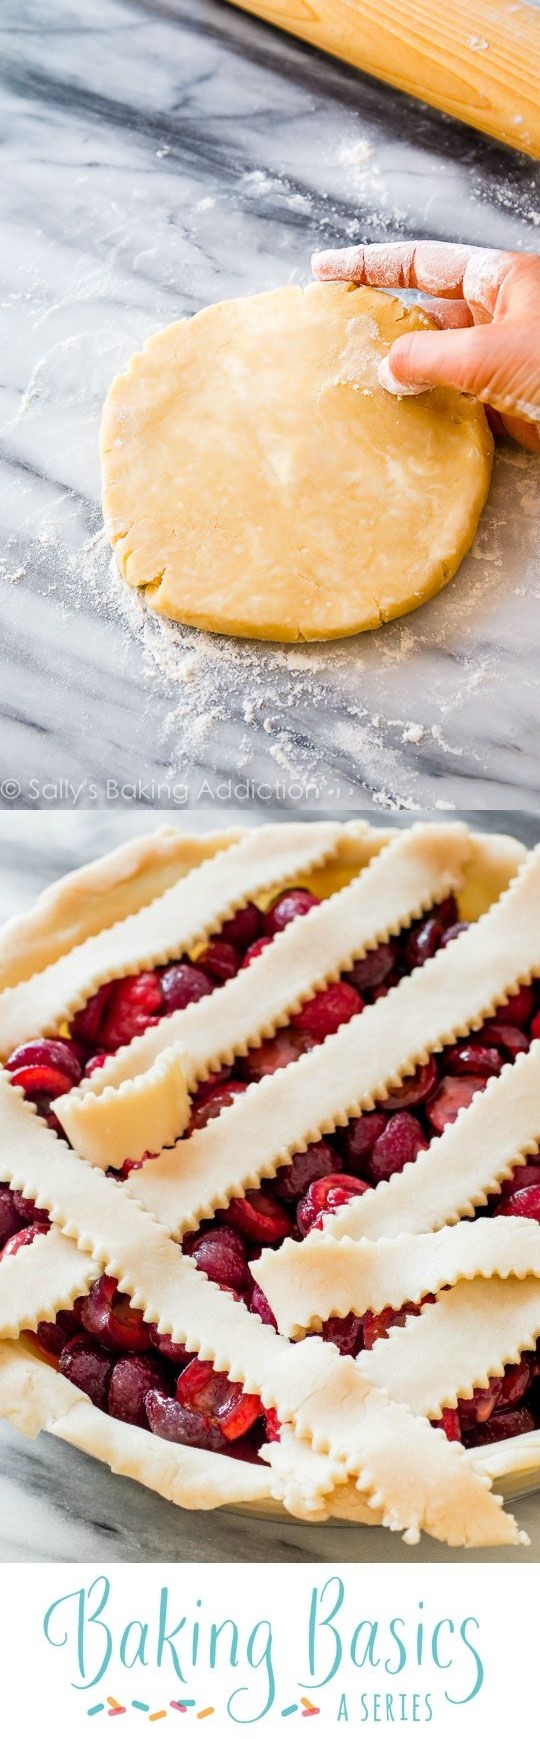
<box><xmin>1</xmin><ymin>0</ymin><xmax>540</xmax><ymax>815</ymax></box>
<box><xmin>1</xmin><ymin>807</ymin><xmax>540</xmax><ymax>1563</ymax></box>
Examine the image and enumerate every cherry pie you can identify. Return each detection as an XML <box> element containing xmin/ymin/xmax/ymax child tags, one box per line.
<box><xmin>1</xmin><ymin>820</ymin><xmax>540</xmax><ymax>1548</ymax></box>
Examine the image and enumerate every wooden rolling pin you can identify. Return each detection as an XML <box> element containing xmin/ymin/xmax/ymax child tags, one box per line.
<box><xmin>227</xmin><ymin>0</ymin><xmax>540</xmax><ymax>159</ymax></box>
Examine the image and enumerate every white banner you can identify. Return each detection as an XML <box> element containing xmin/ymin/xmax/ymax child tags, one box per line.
<box><xmin>0</xmin><ymin>1561</ymin><xmax>536</xmax><ymax>1736</ymax></box>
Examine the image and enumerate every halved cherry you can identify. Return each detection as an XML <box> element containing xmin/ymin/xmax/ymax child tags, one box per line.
<box><xmin>405</xmin><ymin>917</ymin><xmax>444</xmax><ymax>969</ymax></box>
<box><xmin>321</xmin><ymin>1312</ymin><xmax>364</xmax><ymax>1358</ymax></box>
<box><xmin>494</xmin><ymin>1185</ymin><xmax>540</xmax><ymax>1224</ymax></box>
<box><xmin>367</xmin><ymin>1113</ymin><xmax>428</xmax><ymax>1185</ymax></box>
<box><xmin>176</xmin><ymin>1359</ymin><xmax>261</xmax><ymax>1441</ymax></box>
<box><xmin>249</xmin><ymin>1284</ymin><xmax>278</xmax><ymax>1329</ymax></box>
<box><xmin>36</xmin><ymin>1310</ymin><xmax>82</xmax><ymax>1358</ymax></box>
<box><xmin>59</xmin><ymin>1335</ymin><xmax>114</xmax><ymax>1409</ymax></box>
<box><xmin>342</xmin><ymin>1113</ymin><xmax>387</xmax><ymax>1174</ymax></box>
<box><xmin>444</xmin><ymin>1043</ymin><xmax>502</xmax><ymax>1078</ymax></box>
<box><xmin>463</xmin><ymin>1406</ymin><xmax>536</xmax><ymax>1448</ymax></box>
<box><xmin>458</xmin><ymin>1377</ymin><xmax>503</xmax><ymax>1429</ymax></box>
<box><xmin>189</xmin><ymin>1228</ymin><xmax>250</xmax><ymax>1292</ymax></box>
<box><xmin>195</xmin><ymin>942</ymin><xmax>240</xmax><ymax>984</ymax></box>
<box><xmin>145</xmin><ymin>1390</ymin><xmax>224</xmax><ymax>1450</ymax></box>
<box><xmin>108</xmin><ymin>1355</ymin><xmax>171</xmax><ymax>1428</ymax></box>
<box><xmin>264</xmin><ymin>888</ymin><xmax>320</xmax><ymax>936</ymax></box>
<box><xmin>499</xmin><ymin>1163</ymin><xmax>540</xmax><ymax>1199</ymax></box>
<box><xmin>501</xmin><ymin>987</ymin><xmax>534</xmax><ymax>1027</ymax></box>
<box><xmin>219</xmin><ymin>901</ymin><xmax>263</xmax><ymax>951</ymax></box>
<box><xmin>382</xmin><ymin>1058</ymin><xmax>439</xmax><ymax>1112</ymax></box>
<box><xmin>6</xmin><ymin>1038</ymin><xmax>82</xmax><ymax>1089</ymax></box>
<box><xmin>80</xmin><ymin>1275</ymin><xmax>152</xmax><ymax>1352</ymax></box>
<box><xmin>187</xmin><ymin>1080</ymin><xmax>249</xmax><ymax>1133</ymax></box>
<box><xmin>440</xmin><ymin>922</ymin><xmax>469</xmax><ymax>948</ymax></box>
<box><xmin>219</xmin><ymin>1189</ymin><xmax>292</xmax><ymax>1245</ymax></box>
<box><xmin>296</xmin><ymin>1173</ymin><xmax>369</xmax><ymax>1237</ymax></box>
<box><xmin>433</xmin><ymin>1408</ymin><xmax>462</xmax><ymax>1442</ymax></box>
<box><xmin>426</xmin><ymin>1075</ymin><xmax>487</xmax><ymax>1135</ymax></box>
<box><xmin>0</xmin><ymin>1186</ymin><xmax>26</xmax><ymax>1247</ymax></box>
<box><xmin>362</xmin><ymin>1304</ymin><xmax>419</xmax><ymax>1350</ymax></box>
<box><xmin>10</xmin><ymin>1190</ymin><xmax>51</xmax><ymax>1225</ymax></box>
<box><xmin>84</xmin><ymin>1051</ymin><xmax>110</xmax><ymax>1077</ymax></box>
<box><xmin>100</xmin><ymin>971</ymin><xmax>163</xmax><ymax>1048</ymax></box>
<box><xmin>72</xmin><ymin>982</ymin><xmax>114</xmax><ymax>1046</ymax></box>
<box><xmin>344</xmin><ymin>941</ymin><xmax>396</xmax><ymax>994</ymax></box>
<box><xmin>0</xmin><ymin>1222</ymin><xmax>48</xmax><ymax>1260</ymax></box>
<box><xmin>497</xmin><ymin>1355</ymin><xmax>533</xmax><ymax>1410</ymax></box>
<box><xmin>241</xmin><ymin>1030</ymin><xmax>313</xmax><ymax>1082</ymax></box>
<box><xmin>242</xmin><ymin>936</ymin><xmax>272</xmax><ymax>968</ymax></box>
<box><xmin>478</xmin><ymin>1021</ymin><xmax>529</xmax><ymax>1058</ymax></box>
<box><xmin>191</xmin><ymin>1068</ymin><xmax>233</xmax><ymax>1107</ymax></box>
<box><xmin>8</xmin><ymin>1064</ymin><xmax>78</xmax><ymax>1100</ymax></box>
<box><xmin>271</xmin><ymin>1141</ymin><xmax>339</xmax><ymax>1202</ymax></box>
<box><xmin>149</xmin><ymin>1325</ymin><xmax>189</xmax><ymax>1364</ymax></box>
<box><xmin>292</xmin><ymin>981</ymin><xmax>363</xmax><ymax>1042</ymax></box>
<box><xmin>263</xmin><ymin>1407</ymin><xmax>281</xmax><ymax>1442</ymax></box>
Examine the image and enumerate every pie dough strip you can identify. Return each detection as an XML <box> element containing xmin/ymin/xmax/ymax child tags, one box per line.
<box><xmin>321</xmin><ymin>1039</ymin><xmax>540</xmax><ymax>1244</ymax></box>
<box><xmin>0</xmin><ymin>828</ymin><xmax>242</xmax><ymax>995</ymax></box>
<box><xmin>0</xmin><ymin>1082</ymin><xmax>521</xmax><ymax>1547</ymax></box>
<box><xmin>58</xmin><ymin>1045</ymin><xmax>191</xmax><ymax>1169</ymax></box>
<box><xmin>56</xmin><ymin>822</ymin><xmax>471</xmax><ymax>1162</ymax></box>
<box><xmin>0</xmin><ymin>1228</ymin><xmax>97</xmax><ymax>1336</ymax></box>
<box><xmin>0</xmin><ymin>1339</ymin><xmax>275</xmax><ymax>1511</ymax></box>
<box><xmin>126</xmin><ymin>850</ymin><xmax>540</xmax><ymax>1234</ymax></box>
<box><xmin>0</xmin><ymin>823</ymin><xmax>343</xmax><ymax>1057</ymax></box>
<box><xmin>265</xmin><ymin>1275</ymin><xmax>540</xmax><ymax>1524</ymax></box>
<box><xmin>356</xmin><ymin>1275</ymin><xmax>540</xmax><ymax>1418</ymax></box>
<box><xmin>252</xmin><ymin>1218</ymin><xmax>540</xmax><ymax>1337</ymax></box>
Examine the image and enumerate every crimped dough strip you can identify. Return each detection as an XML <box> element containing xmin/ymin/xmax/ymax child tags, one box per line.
<box><xmin>0</xmin><ymin>1082</ymin><xmax>523</xmax><ymax>1548</ymax></box>
<box><xmin>124</xmin><ymin>849</ymin><xmax>540</xmax><ymax>1236</ymax></box>
<box><xmin>56</xmin><ymin>823</ymin><xmax>471</xmax><ymax>1162</ymax></box>
<box><xmin>57</xmin><ymin>1044</ymin><xmax>191</xmax><ymax>1168</ymax></box>
<box><xmin>253</xmin><ymin>1218</ymin><xmax>540</xmax><ymax>1338</ymax></box>
<box><xmin>0</xmin><ymin>824</ymin><xmax>343</xmax><ymax>1057</ymax></box>
<box><xmin>322</xmin><ymin>1039</ymin><xmax>540</xmax><ymax>1244</ymax></box>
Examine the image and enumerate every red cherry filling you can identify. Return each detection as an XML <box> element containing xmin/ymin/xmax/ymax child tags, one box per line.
<box><xmin>296</xmin><ymin>1174</ymin><xmax>369</xmax><ymax>1237</ymax></box>
<box><xmin>108</xmin><ymin>1354</ymin><xmax>171</xmax><ymax>1427</ymax></box>
<box><xmin>59</xmin><ymin>1336</ymin><xmax>114</xmax><ymax>1409</ymax></box>
<box><xmin>291</xmin><ymin>981</ymin><xmax>363</xmax><ymax>1042</ymax></box>
<box><xmin>99</xmin><ymin>972</ymin><xmax>163</xmax><ymax>1050</ymax></box>
<box><xmin>189</xmin><ymin>1228</ymin><xmax>251</xmax><ymax>1292</ymax></box>
<box><xmin>5</xmin><ymin>882</ymin><xmax>540</xmax><ymax>1465</ymax></box>
<box><xmin>264</xmin><ymin>888</ymin><xmax>320</xmax><ymax>935</ymax></box>
<box><xmin>176</xmin><ymin>1358</ymin><xmax>261</xmax><ymax>1441</ymax></box>
<box><xmin>219</xmin><ymin>1189</ymin><xmax>292</xmax><ymax>1245</ymax></box>
<box><xmin>80</xmin><ymin>1276</ymin><xmax>152</xmax><ymax>1353</ymax></box>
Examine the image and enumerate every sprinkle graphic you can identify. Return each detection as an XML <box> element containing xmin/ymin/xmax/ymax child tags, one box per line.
<box><xmin>281</xmin><ymin>1705</ymin><xmax>299</xmax><ymax>1717</ymax></box>
<box><xmin>88</xmin><ymin>1707</ymin><xmax>105</xmax><ymax>1718</ymax></box>
<box><xmin>196</xmin><ymin>1711</ymin><xmax>215</xmax><ymax>1720</ymax></box>
<box><xmin>133</xmin><ymin>1705</ymin><xmax>150</xmax><ymax>1714</ymax></box>
<box><xmin>171</xmin><ymin>1702</ymin><xmax>196</xmax><ymax>1713</ymax></box>
<box><xmin>301</xmin><ymin>1699</ymin><xmax>320</xmax><ymax>1717</ymax></box>
<box><xmin>149</xmin><ymin>1714</ymin><xmax>167</xmax><ymax>1723</ymax></box>
<box><xmin>107</xmin><ymin>1701</ymin><xmax>124</xmax><ymax>1712</ymax></box>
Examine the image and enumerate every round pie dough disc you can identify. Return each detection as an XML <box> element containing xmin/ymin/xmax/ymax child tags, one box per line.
<box><xmin>101</xmin><ymin>282</ymin><xmax>493</xmax><ymax>643</ymax></box>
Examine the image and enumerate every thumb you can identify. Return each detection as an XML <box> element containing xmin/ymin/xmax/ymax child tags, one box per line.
<box><xmin>387</xmin><ymin>322</ymin><xmax>539</xmax><ymax>415</ymax></box>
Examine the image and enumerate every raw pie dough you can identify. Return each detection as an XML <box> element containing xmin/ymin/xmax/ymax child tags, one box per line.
<box><xmin>101</xmin><ymin>283</ymin><xmax>493</xmax><ymax>642</ymax></box>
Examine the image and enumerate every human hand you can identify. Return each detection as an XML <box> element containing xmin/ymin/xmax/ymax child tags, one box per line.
<box><xmin>312</xmin><ymin>241</ymin><xmax>540</xmax><ymax>450</ymax></box>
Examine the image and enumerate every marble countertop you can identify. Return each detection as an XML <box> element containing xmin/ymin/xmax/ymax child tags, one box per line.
<box><xmin>1</xmin><ymin>806</ymin><xmax>540</xmax><ymax>1564</ymax></box>
<box><xmin>1</xmin><ymin>0</ymin><xmax>540</xmax><ymax>817</ymax></box>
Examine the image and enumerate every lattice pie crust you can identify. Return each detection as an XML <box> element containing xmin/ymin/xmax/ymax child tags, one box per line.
<box><xmin>1</xmin><ymin>820</ymin><xmax>540</xmax><ymax>1548</ymax></box>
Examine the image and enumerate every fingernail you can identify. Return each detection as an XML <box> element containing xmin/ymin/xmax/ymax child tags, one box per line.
<box><xmin>378</xmin><ymin>356</ymin><xmax>430</xmax><ymax>397</ymax></box>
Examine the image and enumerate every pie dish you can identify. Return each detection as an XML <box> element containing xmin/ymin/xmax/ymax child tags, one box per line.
<box><xmin>1</xmin><ymin>819</ymin><xmax>540</xmax><ymax>1549</ymax></box>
